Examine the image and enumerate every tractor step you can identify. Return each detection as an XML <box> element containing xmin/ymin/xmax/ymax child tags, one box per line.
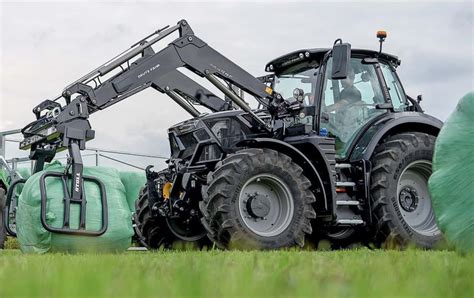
<box><xmin>336</xmin><ymin>200</ymin><xmax>360</xmax><ymax>206</ymax></box>
<box><xmin>336</xmin><ymin>219</ymin><xmax>364</xmax><ymax>225</ymax></box>
<box><xmin>335</xmin><ymin>181</ymin><xmax>356</xmax><ymax>187</ymax></box>
<box><xmin>335</xmin><ymin>163</ymin><xmax>352</xmax><ymax>169</ymax></box>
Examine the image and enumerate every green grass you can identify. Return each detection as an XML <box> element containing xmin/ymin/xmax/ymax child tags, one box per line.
<box><xmin>4</xmin><ymin>237</ymin><xmax>20</xmax><ymax>250</ymax></box>
<box><xmin>0</xmin><ymin>249</ymin><xmax>473</xmax><ymax>298</ymax></box>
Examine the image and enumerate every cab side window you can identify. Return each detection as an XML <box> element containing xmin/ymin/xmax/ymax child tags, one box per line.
<box><xmin>380</xmin><ymin>63</ymin><xmax>407</xmax><ymax>111</ymax></box>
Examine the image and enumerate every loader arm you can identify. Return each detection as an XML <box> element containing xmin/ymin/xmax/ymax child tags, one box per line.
<box><xmin>17</xmin><ymin>19</ymin><xmax>287</xmax><ymax>213</ymax></box>
<box><xmin>20</xmin><ymin>20</ymin><xmax>281</xmax><ymax>156</ymax></box>
<box><xmin>13</xmin><ymin>19</ymin><xmax>287</xmax><ymax>237</ymax></box>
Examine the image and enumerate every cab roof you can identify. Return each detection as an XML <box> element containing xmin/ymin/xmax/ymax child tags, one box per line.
<box><xmin>265</xmin><ymin>48</ymin><xmax>400</xmax><ymax>74</ymax></box>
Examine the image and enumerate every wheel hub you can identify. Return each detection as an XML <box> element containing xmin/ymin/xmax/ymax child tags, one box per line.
<box><xmin>238</xmin><ymin>174</ymin><xmax>294</xmax><ymax>237</ymax></box>
<box><xmin>399</xmin><ymin>186</ymin><xmax>419</xmax><ymax>212</ymax></box>
<box><xmin>246</xmin><ymin>192</ymin><xmax>271</xmax><ymax>219</ymax></box>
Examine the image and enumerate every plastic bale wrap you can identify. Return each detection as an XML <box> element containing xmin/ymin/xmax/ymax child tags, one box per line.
<box><xmin>16</xmin><ymin>162</ymin><xmax>134</xmax><ymax>253</ymax></box>
<box><xmin>0</xmin><ymin>169</ymin><xmax>9</xmax><ymax>188</ymax></box>
<box><xmin>17</xmin><ymin>167</ymin><xmax>31</xmax><ymax>180</ymax></box>
<box><xmin>429</xmin><ymin>92</ymin><xmax>474</xmax><ymax>253</ymax></box>
<box><xmin>119</xmin><ymin>171</ymin><xmax>146</xmax><ymax>212</ymax></box>
<box><xmin>13</xmin><ymin>167</ymin><xmax>32</xmax><ymax>195</ymax></box>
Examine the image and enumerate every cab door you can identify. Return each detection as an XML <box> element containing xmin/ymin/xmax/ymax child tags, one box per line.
<box><xmin>319</xmin><ymin>57</ymin><xmax>387</xmax><ymax>159</ymax></box>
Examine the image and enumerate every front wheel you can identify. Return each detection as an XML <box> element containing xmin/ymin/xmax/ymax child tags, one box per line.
<box><xmin>201</xmin><ymin>148</ymin><xmax>316</xmax><ymax>250</ymax></box>
<box><xmin>134</xmin><ymin>187</ymin><xmax>173</xmax><ymax>249</ymax></box>
<box><xmin>370</xmin><ymin>132</ymin><xmax>442</xmax><ymax>248</ymax></box>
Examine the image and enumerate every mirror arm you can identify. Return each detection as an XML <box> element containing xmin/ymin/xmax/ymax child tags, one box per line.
<box><xmin>407</xmin><ymin>95</ymin><xmax>424</xmax><ymax>113</ymax></box>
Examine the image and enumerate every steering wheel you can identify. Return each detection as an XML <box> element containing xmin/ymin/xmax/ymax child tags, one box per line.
<box><xmin>335</xmin><ymin>100</ymin><xmax>375</xmax><ymax>114</ymax></box>
<box><xmin>325</xmin><ymin>101</ymin><xmax>376</xmax><ymax>138</ymax></box>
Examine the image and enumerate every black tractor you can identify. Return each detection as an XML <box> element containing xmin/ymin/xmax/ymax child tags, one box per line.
<box><xmin>12</xmin><ymin>21</ymin><xmax>442</xmax><ymax>250</ymax></box>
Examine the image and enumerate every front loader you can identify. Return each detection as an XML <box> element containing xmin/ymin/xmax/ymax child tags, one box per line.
<box><xmin>9</xmin><ymin>21</ymin><xmax>443</xmax><ymax>250</ymax></box>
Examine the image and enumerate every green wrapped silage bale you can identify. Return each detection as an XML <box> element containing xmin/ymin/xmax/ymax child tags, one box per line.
<box><xmin>119</xmin><ymin>171</ymin><xmax>146</xmax><ymax>213</ymax></box>
<box><xmin>429</xmin><ymin>92</ymin><xmax>474</xmax><ymax>253</ymax></box>
<box><xmin>16</xmin><ymin>162</ymin><xmax>134</xmax><ymax>253</ymax></box>
<box><xmin>13</xmin><ymin>167</ymin><xmax>31</xmax><ymax>195</ymax></box>
<box><xmin>16</xmin><ymin>167</ymin><xmax>31</xmax><ymax>180</ymax></box>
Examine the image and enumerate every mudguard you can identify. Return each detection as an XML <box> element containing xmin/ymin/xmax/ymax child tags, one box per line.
<box><xmin>349</xmin><ymin>112</ymin><xmax>442</xmax><ymax>162</ymax></box>
<box><xmin>237</xmin><ymin>137</ymin><xmax>334</xmax><ymax>217</ymax></box>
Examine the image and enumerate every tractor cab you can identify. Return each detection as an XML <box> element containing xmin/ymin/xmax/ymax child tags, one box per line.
<box><xmin>268</xmin><ymin>33</ymin><xmax>412</xmax><ymax>159</ymax></box>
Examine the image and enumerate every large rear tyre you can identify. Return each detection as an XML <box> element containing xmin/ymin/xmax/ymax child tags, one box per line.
<box><xmin>0</xmin><ymin>187</ymin><xmax>6</xmax><ymax>249</ymax></box>
<box><xmin>201</xmin><ymin>148</ymin><xmax>316</xmax><ymax>250</ymax></box>
<box><xmin>370</xmin><ymin>132</ymin><xmax>442</xmax><ymax>248</ymax></box>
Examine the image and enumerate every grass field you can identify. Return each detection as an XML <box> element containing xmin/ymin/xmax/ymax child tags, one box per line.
<box><xmin>0</xmin><ymin>247</ymin><xmax>473</xmax><ymax>298</ymax></box>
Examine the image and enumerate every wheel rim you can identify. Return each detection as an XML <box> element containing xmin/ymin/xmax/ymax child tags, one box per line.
<box><xmin>396</xmin><ymin>160</ymin><xmax>440</xmax><ymax>237</ymax></box>
<box><xmin>238</xmin><ymin>174</ymin><xmax>294</xmax><ymax>237</ymax></box>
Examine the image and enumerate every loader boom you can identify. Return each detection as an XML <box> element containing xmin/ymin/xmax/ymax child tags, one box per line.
<box><xmin>21</xmin><ymin>20</ymin><xmax>282</xmax><ymax>155</ymax></box>
<box><xmin>19</xmin><ymin>19</ymin><xmax>286</xmax><ymax>206</ymax></box>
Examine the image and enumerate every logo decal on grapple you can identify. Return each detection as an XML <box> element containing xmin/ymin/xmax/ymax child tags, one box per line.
<box><xmin>74</xmin><ymin>172</ymin><xmax>81</xmax><ymax>193</ymax></box>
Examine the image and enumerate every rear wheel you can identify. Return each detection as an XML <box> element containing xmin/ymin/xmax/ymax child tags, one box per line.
<box><xmin>0</xmin><ymin>186</ymin><xmax>6</xmax><ymax>249</ymax></box>
<box><xmin>370</xmin><ymin>132</ymin><xmax>442</xmax><ymax>248</ymax></box>
<box><xmin>201</xmin><ymin>148</ymin><xmax>316</xmax><ymax>250</ymax></box>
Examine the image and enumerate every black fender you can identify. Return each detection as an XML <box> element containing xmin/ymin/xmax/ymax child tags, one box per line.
<box><xmin>237</xmin><ymin>137</ymin><xmax>333</xmax><ymax>217</ymax></box>
<box><xmin>349</xmin><ymin>112</ymin><xmax>442</xmax><ymax>161</ymax></box>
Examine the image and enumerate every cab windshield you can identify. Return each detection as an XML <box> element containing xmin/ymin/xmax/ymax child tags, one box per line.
<box><xmin>273</xmin><ymin>67</ymin><xmax>319</xmax><ymax>106</ymax></box>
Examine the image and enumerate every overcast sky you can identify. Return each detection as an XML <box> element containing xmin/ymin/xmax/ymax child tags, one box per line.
<box><xmin>0</xmin><ymin>0</ymin><xmax>472</xmax><ymax>170</ymax></box>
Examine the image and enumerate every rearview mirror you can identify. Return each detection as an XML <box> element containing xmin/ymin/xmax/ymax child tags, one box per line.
<box><xmin>417</xmin><ymin>94</ymin><xmax>423</xmax><ymax>103</ymax></box>
<box><xmin>331</xmin><ymin>40</ymin><xmax>351</xmax><ymax>80</ymax></box>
